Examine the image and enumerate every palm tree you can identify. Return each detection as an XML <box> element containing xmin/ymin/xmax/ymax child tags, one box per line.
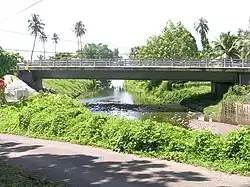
<box><xmin>195</xmin><ymin>17</ymin><xmax>210</xmax><ymax>51</ymax></box>
<box><xmin>212</xmin><ymin>32</ymin><xmax>240</xmax><ymax>60</ymax></box>
<box><xmin>51</xmin><ymin>33</ymin><xmax>60</xmax><ymax>54</ymax></box>
<box><xmin>28</xmin><ymin>14</ymin><xmax>45</xmax><ymax>63</ymax></box>
<box><xmin>73</xmin><ymin>21</ymin><xmax>86</xmax><ymax>51</ymax></box>
<box><xmin>39</xmin><ymin>33</ymin><xmax>48</xmax><ymax>59</ymax></box>
<box><xmin>237</xmin><ymin>32</ymin><xmax>250</xmax><ymax>61</ymax></box>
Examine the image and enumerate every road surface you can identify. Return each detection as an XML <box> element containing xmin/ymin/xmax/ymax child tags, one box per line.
<box><xmin>0</xmin><ymin>134</ymin><xmax>250</xmax><ymax>187</ymax></box>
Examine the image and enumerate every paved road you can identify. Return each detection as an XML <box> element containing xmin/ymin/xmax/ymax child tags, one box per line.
<box><xmin>0</xmin><ymin>134</ymin><xmax>250</xmax><ymax>187</ymax></box>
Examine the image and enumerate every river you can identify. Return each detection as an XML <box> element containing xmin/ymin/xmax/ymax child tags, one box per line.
<box><xmin>81</xmin><ymin>80</ymin><xmax>199</xmax><ymax>124</ymax></box>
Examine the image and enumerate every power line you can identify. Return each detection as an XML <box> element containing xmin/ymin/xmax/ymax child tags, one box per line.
<box><xmin>0</xmin><ymin>29</ymin><xmax>133</xmax><ymax>49</ymax></box>
<box><xmin>4</xmin><ymin>48</ymin><xmax>130</xmax><ymax>55</ymax></box>
<box><xmin>0</xmin><ymin>0</ymin><xmax>45</xmax><ymax>22</ymax></box>
<box><xmin>0</xmin><ymin>29</ymin><xmax>77</xmax><ymax>43</ymax></box>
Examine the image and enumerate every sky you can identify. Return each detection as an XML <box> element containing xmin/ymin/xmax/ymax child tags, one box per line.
<box><xmin>0</xmin><ymin>0</ymin><xmax>250</xmax><ymax>60</ymax></box>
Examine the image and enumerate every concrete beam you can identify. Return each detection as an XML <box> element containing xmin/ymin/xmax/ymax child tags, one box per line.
<box><xmin>25</xmin><ymin>70</ymin><xmax>239</xmax><ymax>83</ymax></box>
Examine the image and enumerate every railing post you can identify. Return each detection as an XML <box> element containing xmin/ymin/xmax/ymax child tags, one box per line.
<box><xmin>124</xmin><ymin>59</ymin><xmax>126</xmax><ymax>66</ymax></box>
<box><xmin>94</xmin><ymin>60</ymin><xmax>96</xmax><ymax>66</ymax></box>
<box><xmin>53</xmin><ymin>60</ymin><xmax>55</xmax><ymax>66</ymax></box>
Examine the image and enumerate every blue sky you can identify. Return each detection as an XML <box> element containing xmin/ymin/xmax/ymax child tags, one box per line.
<box><xmin>0</xmin><ymin>0</ymin><xmax>250</xmax><ymax>60</ymax></box>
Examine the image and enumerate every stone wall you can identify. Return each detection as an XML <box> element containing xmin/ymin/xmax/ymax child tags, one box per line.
<box><xmin>221</xmin><ymin>102</ymin><xmax>250</xmax><ymax>125</ymax></box>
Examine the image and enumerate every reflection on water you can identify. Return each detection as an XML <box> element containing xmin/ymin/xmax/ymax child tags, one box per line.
<box><xmin>81</xmin><ymin>80</ymin><xmax>194</xmax><ymax>123</ymax></box>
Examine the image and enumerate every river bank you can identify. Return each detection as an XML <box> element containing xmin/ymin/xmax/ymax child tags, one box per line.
<box><xmin>124</xmin><ymin>80</ymin><xmax>250</xmax><ymax>124</ymax></box>
<box><xmin>43</xmin><ymin>79</ymin><xmax>111</xmax><ymax>98</ymax></box>
<box><xmin>1</xmin><ymin>94</ymin><xmax>250</xmax><ymax>175</ymax></box>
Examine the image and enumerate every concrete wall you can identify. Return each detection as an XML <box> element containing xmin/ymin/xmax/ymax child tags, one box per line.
<box><xmin>221</xmin><ymin>102</ymin><xmax>250</xmax><ymax>125</ymax></box>
<box><xmin>18</xmin><ymin>71</ymin><xmax>43</xmax><ymax>91</ymax></box>
<box><xmin>211</xmin><ymin>82</ymin><xmax>233</xmax><ymax>99</ymax></box>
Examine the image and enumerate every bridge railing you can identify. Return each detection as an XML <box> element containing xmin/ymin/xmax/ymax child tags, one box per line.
<box><xmin>17</xmin><ymin>59</ymin><xmax>250</xmax><ymax>68</ymax></box>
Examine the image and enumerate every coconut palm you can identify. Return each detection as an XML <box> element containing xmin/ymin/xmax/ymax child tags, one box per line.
<box><xmin>212</xmin><ymin>32</ymin><xmax>240</xmax><ymax>60</ymax></box>
<box><xmin>195</xmin><ymin>17</ymin><xmax>210</xmax><ymax>50</ymax></box>
<box><xmin>39</xmin><ymin>33</ymin><xmax>48</xmax><ymax>59</ymax></box>
<box><xmin>237</xmin><ymin>32</ymin><xmax>250</xmax><ymax>61</ymax></box>
<box><xmin>51</xmin><ymin>33</ymin><xmax>60</xmax><ymax>54</ymax></box>
<box><xmin>28</xmin><ymin>14</ymin><xmax>45</xmax><ymax>63</ymax></box>
<box><xmin>73</xmin><ymin>21</ymin><xmax>86</xmax><ymax>51</ymax></box>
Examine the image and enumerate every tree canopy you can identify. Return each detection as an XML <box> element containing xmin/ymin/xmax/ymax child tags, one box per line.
<box><xmin>76</xmin><ymin>43</ymin><xmax>120</xmax><ymax>59</ymax></box>
<box><xmin>0</xmin><ymin>47</ymin><xmax>22</xmax><ymax>78</ymax></box>
<box><xmin>134</xmin><ymin>21</ymin><xmax>198</xmax><ymax>60</ymax></box>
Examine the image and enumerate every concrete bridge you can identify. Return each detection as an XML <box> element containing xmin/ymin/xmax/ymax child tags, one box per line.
<box><xmin>17</xmin><ymin>59</ymin><xmax>250</xmax><ymax>98</ymax></box>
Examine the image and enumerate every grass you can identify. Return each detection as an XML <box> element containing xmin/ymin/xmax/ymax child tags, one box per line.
<box><xmin>0</xmin><ymin>159</ymin><xmax>62</xmax><ymax>187</ymax></box>
<box><xmin>124</xmin><ymin>80</ymin><xmax>211</xmax><ymax>105</ymax></box>
<box><xmin>1</xmin><ymin>93</ymin><xmax>250</xmax><ymax>176</ymax></box>
<box><xmin>43</xmin><ymin>79</ymin><xmax>108</xmax><ymax>98</ymax></box>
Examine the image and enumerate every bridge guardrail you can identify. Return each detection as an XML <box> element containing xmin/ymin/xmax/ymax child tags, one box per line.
<box><xmin>17</xmin><ymin>59</ymin><xmax>250</xmax><ymax>68</ymax></box>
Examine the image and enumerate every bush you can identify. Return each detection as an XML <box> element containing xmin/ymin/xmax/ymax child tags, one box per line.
<box><xmin>124</xmin><ymin>80</ymin><xmax>211</xmax><ymax>104</ymax></box>
<box><xmin>1</xmin><ymin>94</ymin><xmax>250</xmax><ymax>175</ymax></box>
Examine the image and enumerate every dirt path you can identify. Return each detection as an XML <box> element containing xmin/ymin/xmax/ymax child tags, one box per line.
<box><xmin>187</xmin><ymin>119</ymin><xmax>242</xmax><ymax>135</ymax></box>
<box><xmin>0</xmin><ymin>134</ymin><xmax>250</xmax><ymax>187</ymax></box>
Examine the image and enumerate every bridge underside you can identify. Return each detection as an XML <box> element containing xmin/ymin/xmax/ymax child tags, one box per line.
<box><xmin>30</xmin><ymin>70</ymin><xmax>239</xmax><ymax>82</ymax></box>
<box><xmin>18</xmin><ymin>69</ymin><xmax>250</xmax><ymax>98</ymax></box>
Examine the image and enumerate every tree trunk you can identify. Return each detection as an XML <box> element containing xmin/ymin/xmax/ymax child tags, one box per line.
<box><xmin>43</xmin><ymin>42</ymin><xmax>46</xmax><ymax>59</ymax></box>
<box><xmin>79</xmin><ymin>36</ymin><xmax>83</xmax><ymax>59</ymax></box>
<box><xmin>54</xmin><ymin>43</ymin><xmax>57</xmax><ymax>54</ymax></box>
<box><xmin>77</xmin><ymin>38</ymin><xmax>80</xmax><ymax>51</ymax></box>
<box><xmin>30</xmin><ymin>34</ymin><xmax>37</xmax><ymax>64</ymax></box>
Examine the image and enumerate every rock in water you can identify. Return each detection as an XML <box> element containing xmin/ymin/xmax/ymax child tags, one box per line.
<box><xmin>3</xmin><ymin>75</ymin><xmax>37</xmax><ymax>102</ymax></box>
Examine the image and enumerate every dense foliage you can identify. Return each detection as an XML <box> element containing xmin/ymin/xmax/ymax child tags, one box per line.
<box><xmin>1</xmin><ymin>94</ymin><xmax>250</xmax><ymax>175</ymax></box>
<box><xmin>134</xmin><ymin>21</ymin><xmax>199</xmax><ymax>60</ymax></box>
<box><xmin>43</xmin><ymin>79</ymin><xmax>111</xmax><ymax>98</ymax></box>
<box><xmin>0</xmin><ymin>47</ymin><xmax>23</xmax><ymax>105</ymax></box>
<box><xmin>124</xmin><ymin>80</ymin><xmax>211</xmax><ymax>104</ymax></box>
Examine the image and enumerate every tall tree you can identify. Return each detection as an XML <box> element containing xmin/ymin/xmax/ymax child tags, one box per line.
<box><xmin>195</xmin><ymin>17</ymin><xmax>210</xmax><ymax>51</ymax></box>
<box><xmin>51</xmin><ymin>33</ymin><xmax>60</xmax><ymax>54</ymax></box>
<box><xmin>39</xmin><ymin>33</ymin><xmax>48</xmax><ymax>59</ymax></box>
<box><xmin>212</xmin><ymin>32</ymin><xmax>240</xmax><ymax>60</ymax></box>
<box><xmin>28</xmin><ymin>14</ymin><xmax>45</xmax><ymax>63</ymax></box>
<box><xmin>73</xmin><ymin>21</ymin><xmax>86</xmax><ymax>51</ymax></box>
<box><xmin>0</xmin><ymin>47</ymin><xmax>23</xmax><ymax>104</ymax></box>
<box><xmin>137</xmin><ymin>21</ymin><xmax>198</xmax><ymax>60</ymax></box>
<box><xmin>78</xmin><ymin>43</ymin><xmax>115</xmax><ymax>59</ymax></box>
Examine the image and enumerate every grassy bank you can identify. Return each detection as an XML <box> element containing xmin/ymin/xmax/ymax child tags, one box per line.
<box><xmin>0</xmin><ymin>159</ymin><xmax>61</xmax><ymax>187</ymax></box>
<box><xmin>124</xmin><ymin>80</ymin><xmax>211</xmax><ymax>104</ymax></box>
<box><xmin>43</xmin><ymin>79</ymin><xmax>110</xmax><ymax>98</ymax></box>
<box><xmin>1</xmin><ymin>94</ymin><xmax>250</xmax><ymax>175</ymax></box>
<box><xmin>204</xmin><ymin>85</ymin><xmax>250</xmax><ymax>120</ymax></box>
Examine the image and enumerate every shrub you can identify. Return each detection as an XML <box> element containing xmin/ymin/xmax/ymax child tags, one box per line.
<box><xmin>1</xmin><ymin>94</ymin><xmax>250</xmax><ymax>175</ymax></box>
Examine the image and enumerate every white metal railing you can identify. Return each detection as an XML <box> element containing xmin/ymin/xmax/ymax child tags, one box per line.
<box><xmin>17</xmin><ymin>59</ymin><xmax>250</xmax><ymax>68</ymax></box>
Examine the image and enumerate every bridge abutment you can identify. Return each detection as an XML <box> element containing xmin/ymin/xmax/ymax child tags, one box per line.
<box><xmin>18</xmin><ymin>71</ymin><xmax>43</xmax><ymax>91</ymax></box>
<box><xmin>238</xmin><ymin>73</ymin><xmax>250</xmax><ymax>85</ymax></box>
<box><xmin>211</xmin><ymin>82</ymin><xmax>233</xmax><ymax>99</ymax></box>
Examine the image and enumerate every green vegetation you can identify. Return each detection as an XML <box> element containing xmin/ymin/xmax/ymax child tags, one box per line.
<box><xmin>43</xmin><ymin>79</ymin><xmax>110</xmax><ymax>98</ymax></box>
<box><xmin>0</xmin><ymin>47</ymin><xmax>22</xmax><ymax>105</ymax></box>
<box><xmin>204</xmin><ymin>85</ymin><xmax>250</xmax><ymax>119</ymax></box>
<box><xmin>131</xmin><ymin>21</ymin><xmax>199</xmax><ymax>60</ymax></box>
<box><xmin>1</xmin><ymin>94</ymin><xmax>250</xmax><ymax>175</ymax></box>
<box><xmin>0</xmin><ymin>160</ymin><xmax>61</xmax><ymax>187</ymax></box>
<box><xmin>124</xmin><ymin>80</ymin><xmax>211</xmax><ymax>105</ymax></box>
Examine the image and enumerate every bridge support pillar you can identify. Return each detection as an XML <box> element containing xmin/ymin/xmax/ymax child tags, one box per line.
<box><xmin>18</xmin><ymin>71</ymin><xmax>43</xmax><ymax>91</ymax></box>
<box><xmin>238</xmin><ymin>73</ymin><xmax>250</xmax><ymax>85</ymax></box>
<box><xmin>211</xmin><ymin>82</ymin><xmax>233</xmax><ymax>99</ymax></box>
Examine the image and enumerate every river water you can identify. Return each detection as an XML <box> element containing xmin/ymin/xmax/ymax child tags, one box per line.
<box><xmin>81</xmin><ymin>80</ymin><xmax>198</xmax><ymax>124</ymax></box>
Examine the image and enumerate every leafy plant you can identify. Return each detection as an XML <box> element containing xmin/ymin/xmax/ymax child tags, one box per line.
<box><xmin>1</xmin><ymin>94</ymin><xmax>250</xmax><ymax>175</ymax></box>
